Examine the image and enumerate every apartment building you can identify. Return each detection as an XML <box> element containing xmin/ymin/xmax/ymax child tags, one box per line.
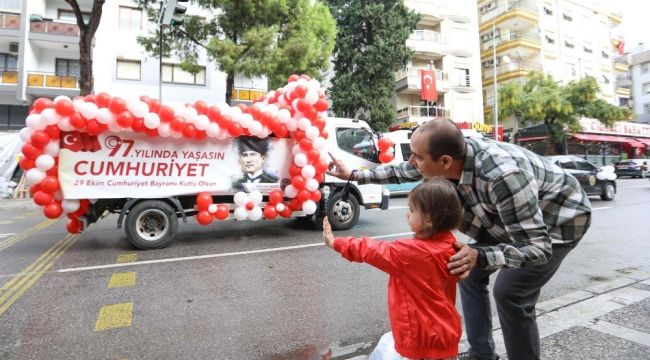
<box><xmin>0</xmin><ymin>0</ymin><xmax>266</xmax><ymax>132</ymax></box>
<box><xmin>477</xmin><ymin>0</ymin><xmax>623</xmax><ymax>135</ymax></box>
<box><xmin>393</xmin><ymin>0</ymin><xmax>484</xmax><ymax>128</ymax></box>
<box><xmin>621</xmin><ymin>47</ymin><xmax>650</xmax><ymax>116</ymax></box>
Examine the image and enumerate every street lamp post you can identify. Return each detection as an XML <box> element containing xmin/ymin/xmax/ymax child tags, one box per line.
<box><xmin>492</xmin><ymin>21</ymin><xmax>498</xmax><ymax>140</ymax></box>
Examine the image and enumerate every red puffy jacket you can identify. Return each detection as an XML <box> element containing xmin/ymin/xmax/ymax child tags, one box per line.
<box><xmin>334</xmin><ymin>231</ymin><xmax>461</xmax><ymax>359</ymax></box>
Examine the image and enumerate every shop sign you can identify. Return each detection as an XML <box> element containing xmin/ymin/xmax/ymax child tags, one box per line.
<box><xmin>580</xmin><ymin>118</ymin><xmax>650</xmax><ymax>137</ymax></box>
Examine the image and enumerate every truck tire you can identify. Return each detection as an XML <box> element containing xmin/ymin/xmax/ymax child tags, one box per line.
<box><xmin>125</xmin><ymin>200</ymin><xmax>178</xmax><ymax>249</ymax></box>
<box><xmin>327</xmin><ymin>191</ymin><xmax>360</xmax><ymax>231</ymax></box>
<box><xmin>600</xmin><ymin>182</ymin><xmax>615</xmax><ymax>201</ymax></box>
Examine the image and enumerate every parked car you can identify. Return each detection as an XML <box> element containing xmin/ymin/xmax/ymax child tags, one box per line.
<box><xmin>546</xmin><ymin>155</ymin><xmax>617</xmax><ymax>201</ymax></box>
<box><xmin>614</xmin><ymin>159</ymin><xmax>648</xmax><ymax>178</ymax></box>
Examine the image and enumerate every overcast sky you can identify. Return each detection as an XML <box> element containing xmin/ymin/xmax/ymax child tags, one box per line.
<box><xmin>586</xmin><ymin>0</ymin><xmax>650</xmax><ymax>51</ymax></box>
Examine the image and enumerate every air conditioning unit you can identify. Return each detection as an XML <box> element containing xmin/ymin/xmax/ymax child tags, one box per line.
<box><xmin>9</xmin><ymin>42</ymin><xmax>18</xmax><ymax>53</ymax></box>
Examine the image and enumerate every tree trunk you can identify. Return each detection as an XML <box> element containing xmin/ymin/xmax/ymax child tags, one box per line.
<box><xmin>79</xmin><ymin>32</ymin><xmax>93</xmax><ymax>96</ymax></box>
<box><xmin>226</xmin><ymin>71</ymin><xmax>234</xmax><ymax>105</ymax></box>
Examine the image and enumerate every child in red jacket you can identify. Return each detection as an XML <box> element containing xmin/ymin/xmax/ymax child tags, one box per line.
<box><xmin>323</xmin><ymin>179</ymin><xmax>462</xmax><ymax>360</ymax></box>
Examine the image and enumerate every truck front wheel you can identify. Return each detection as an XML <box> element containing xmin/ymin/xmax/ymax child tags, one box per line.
<box><xmin>327</xmin><ymin>191</ymin><xmax>360</xmax><ymax>230</ymax></box>
<box><xmin>125</xmin><ymin>200</ymin><xmax>178</xmax><ymax>249</ymax></box>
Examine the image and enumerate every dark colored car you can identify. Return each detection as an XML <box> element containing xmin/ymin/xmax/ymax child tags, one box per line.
<box><xmin>614</xmin><ymin>159</ymin><xmax>648</xmax><ymax>178</ymax></box>
<box><xmin>546</xmin><ymin>155</ymin><xmax>616</xmax><ymax>201</ymax></box>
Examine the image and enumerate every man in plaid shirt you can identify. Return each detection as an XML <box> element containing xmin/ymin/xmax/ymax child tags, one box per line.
<box><xmin>328</xmin><ymin>119</ymin><xmax>591</xmax><ymax>360</ymax></box>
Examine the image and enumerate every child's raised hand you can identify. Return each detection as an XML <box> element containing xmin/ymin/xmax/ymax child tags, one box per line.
<box><xmin>322</xmin><ymin>217</ymin><xmax>334</xmax><ymax>248</ymax></box>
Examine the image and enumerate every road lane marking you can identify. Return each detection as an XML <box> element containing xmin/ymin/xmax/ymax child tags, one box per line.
<box><xmin>592</xmin><ymin>207</ymin><xmax>612</xmax><ymax>211</ymax></box>
<box><xmin>108</xmin><ymin>272</ymin><xmax>136</xmax><ymax>288</ymax></box>
<box><xmin>0</xmin><ymin>233</ymin><xmax>16</xmax><ymax>238</ymax></box>
<box><xmin>12</xmin><ymin>215</ymin><xmax>27</xmax><ymax>220</ymax></box>
<box><xmin>94</xmin><ymin>303</ymin><xmax>133</xmax><ymax>331</ymax></box>
<box><xmin>617</xmin><ymin>185</ymin><xmax>650</xmax><ymax>189</ymax></box>
<box><xmin>0</xmin><ymin>219</ymin><xmax>57</xmax><ymax>253</ymax></box>
<box><xmin>0</xmin><ymin>233</ymin><xmax>80</xmax><ymax>315</ymax></box>
<box><xmin>0</xmin><ymin>220</ymin><xmax>12</xmax><ymax>225</ymax></box>
<box><xmin>116</xmin><ymin>254</ymin><xmax>138</xmax><ymax>263</ymax></box>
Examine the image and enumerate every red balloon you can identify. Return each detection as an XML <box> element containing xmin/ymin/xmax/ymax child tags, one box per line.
<box><xmin>378</xmin><ymin>138</ymin><xmax>394</xmax><ymax>152</ymax></box>
<box><xmin>131</xmin><ymin>118</ymin><xmax>145</xmax><ymax>132</ymax></box>
<box><xmin>73</xmin><ymin>203</ymin><xmax>88</xmax><ymax>217</ymax></box>
<box><xmin>148</xmin><ymin>99</ymin><xmax>162</xmax><ymax>114</ymax></box>
<box><xmin>268</xmin><ymin>189</ymin><xmax>284</xmax><ymax>205</ymax></box>
<box><xmin>294</xmin><ymin>130</ymin><xmax>306</xmax><ymax>142</ymax></box>
<box><xmin>294</xmin><ymin>85</ymin><xmax>308</xmax><ymax>98</ymax></box>
<box><xmin>307</xmin><ymin>149</ymin><xmax>320</xmax><ymax>164</ymax></box>
<box><xmin>289</xmin><ymin>164</ymin><xmax>301</xmax><ymax>177</ymax></box>
<box><xmin>69</xmin><ymin>113</ymin><xmax>87</xmax><ymax>129</ymax></box>
<box><xmin>33</xmin><ymin>98</ymin><xmax>53</xmax><ymax>112</ymax></box>
<box><xmin>95</xmin><ymin>92</ymin><xmax>112</xmax><ymax>108</ymax></box>
<box><xmin>315</xmin><ymin>159</ymin><xmax>329</xmax><ymax>174</ymax></box>
<box><xmin>289</xmin><ymin>198</ymin><xmax>302</xmax><ymax>211</ymax></box>
<box><xmin>217</xmin><ymin>114</ymin><xmax>232</xmax><ymax>129</ymax></box>
<box><xmin>280</xmin><ymin>203</ymin><xmax>293</xmax><ymax>218</ymax></box>
<box><xmin>29</xmin><ymin>183</ymin><xmax>41</xmax><ymax>196</ymax></box>
<box><xmin>194</xmin><ymin>100</ymin><xmax>208</xmax><ymax>115</ymax></box>
<box><xmin>245</xmin><ymin>201</ymin><xmax>255</xmax><ymax>211</ymax></box>
<box><xmin>194</xmin><ymin>130</ymin><xmax>207</xmax><ymax>141</ymax></box>
<box><xmin>314</xmin><ymin>98</ymin><xmax>329</xmax><ymax>112</ymax></box>
<box><xmin>116</xmin><ymin>111</ymin><xmax>134</xmax><ymax>128</ymax></box>
<box><xmin>287</xmin><ymin>74</ymin><xmax>300</xmax><ymax>83</ymax></box>
<box><xmin>109</xmin><ymin>97</ymin><xmax>127</xmax><ymax>114</ymax></box>
<box><xmin>296</xmin><ymin>99</ymin><xmax>310</xmax><ymax>113</ymax></box>
<box><xmin>46</xmin><ymin>166</ymin><xmax>58</xmax><ymax>176</ymax></box>
<box><xmin>379</xmin><ymin>151</ymin><xmax>395</xmax><ymax>164</ymax></box>
<box><xmin>196</xmin><ymin>192</ymin><xmax>213</xmax><ymax>211</ymax></box>
<box><xmin>297</xmin><ymin>190</ymin><xmax>310</xmax><ymax>202</ymax></box>
<box><xmin>196</xmin><ymin>210</ymin><xmax>213</xmax><ymax>225</ymax></box>
<box><xmin>312</xmin><ymin>116</ymin><xmax>326</xmax><ymax>131</ymax></box>
<box><xmin>159</xmin><ymin>106</ymin><xmax>175</xmax><ymax>122</ymax></box>
<box><xmin>227</xmin><ymin>123</ymin><xmax>243</xmax><ymax>137</ymax></box>
<box><xmin>45</xmin><ymin>125</ymin><xmax>60</xmax><ymax>140</ymax></box>
<box><xmin>40</xmin><ymin>176</ymin><xmax>60</xmax><ymax>193</ymax></box>
<box><xmin>84</xmin><ymin>94</ymin><xmax>96</xmax><ymax>103</ymax></box>
<box><xmin>263</xmin><ymin>206</ymin><xmax>278</xmax><ymax>220</ymax></box>
<box><xmin>303</xmin><ymin>106</ymin><xmax>317</xmax><ymax>121</ymax></box>
<box><xmin>182</xmin><ymin>123</ymin><xmax>197</xmax><ymax>138</ymax></box>
<box><xmin>54</xmin><ymin>100</ymin><xmax>74</xmax><ymax>116</ymax></box>
<box><xmin>43</xmin><ymin>201</ymin><xmax>63</xmax><ymax>219</ymax></box>
<box><xmin>320</xmin><ymin>128</ymin><xmax>329</xmax><ymax>139</ymax></box>
<box><xmin>19</xmin><ymin>157</ymin><xmax>35</xmax><ymax>171</ymax></box>
<box><xmin>66</xmin><ymin>218</ymin><xmax>83</xmax><ymax>233</ymax></box>
<box><xmin>274</xmin><ymin>124</ymin><xmax>288</xmax><ymax>138</ymax></box>
<box><xmin>21</xmin><ymin>143</ymin><xmax>41</xmax><ymax>159</ymax></box>
<box><xmin>86</xmin><ymin>119</ymin><xmax>106</xmax><ymax>136</ymax></box>
<box><xmin>140</xmin><ymin>95</ymin><xmax>152</xmax><ymax>103</ymax></box>
<box><xmin>291</xmin><ymin>175</ymin><xmax>306</xmax><ymax>190</ymax></box>
<box><xmin>170</xmin><ymin>117</ymin><xmax>186</xmax><ymax>132</ymax></box>
<box><xmin>310</xmin><ymin>190</ymin><xmax>322</xmax><ymax>202</ymax></box>
<box><xmin>30</xmin><ymin>130</ymin><xmax>50</xmax><ymax>148</ymax></box>
<box><xmin>145</xmin><ymin>127</ymin><xmax>159</xmax><ymax>137</ymax></box>
<box><xmin>314</xmin><ymin>172</ymin><xmax>325</xmax><ymax>183</ymax></box>
<box><xmin>33</xmin><ymin>191</ymin><xmax>53</xmax><ymax>206</ymax></box>
<box><xmin>214</xmin><ymin>204</ymin><xmax>230</xmax><ymax>220</ymax></box>
<box><xmin>300</xmin><ymin>74</ymin><xmax>311</xmax><ymax>80</ymax></box>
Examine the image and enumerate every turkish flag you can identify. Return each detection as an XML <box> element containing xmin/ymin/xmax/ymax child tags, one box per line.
<box><xmin>61</xmin><ymin>131</ymin><xmax>101</xmax><ymax>152</ymax></box>
<box><xmin>420</xmin><ymin>69</ymin><xmax>437</xmax><ymax>101</ymax></box>
<box><xmin>617</xmin><ymin>38</ymin><xmax>625</xmax><ymax>55</ymax></box>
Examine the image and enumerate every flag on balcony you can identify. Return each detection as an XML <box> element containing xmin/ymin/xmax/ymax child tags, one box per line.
<box><xmin>420</xmin><ymin>69</ymin><xmax>437</xmax><ymax>101</ymax></box>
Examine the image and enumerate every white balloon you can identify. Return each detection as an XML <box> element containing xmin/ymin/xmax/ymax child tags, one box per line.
<box><xmin>158</xmin><ymin>122</ymin><xmax>171</xmax><ymax>137</ymax></box>
<box><xmin>107</xmin><ymin>121</ymin><xmax>122</xmax><ymax>132</ymax></box>
<box><xmin>81</xmin><ymin>102</ymin><xmax>98</xmax><ymax>120</ymax></box>
<box><xmin>44</xmin><ymin>141</ymin><xmax>60</xmax><ymax>157</ymax></box>
<box><xmin>208</xmin><ymin>204</ymin><xmax>218</xmax><ymax>214</ymax></box>
<box><xmin>96</xmin><ymin>108</ymin><xmax>114</xmax><ymax>124</ymax></box>
<box><xmin>144</xmin><ymin>112</ymin><xmax>160</xmax><ymax>129</ymax></box>
<box><xmin>277</xmin><ymin>109</ymin><xmax>291</xmax><ymax>124</ymax></box>
<box><xmin>313</xmin><ymin>137</ymin><xmax>327</xmax><ymax>151</ymax></box>
<box><xmin>297</xmin><ymin>118</ymin><xmax>311</xmax><ymax>131</ymax></box>
<box><xmin>229</xmin><ymin>106</ymin><xmax>242</xmax><ymax>118</ymax></box>
<box><xmin>301</xmin><ymin>165</ymin><xmax>316</xmax><ymax>179</ymax></box>
<box><xmin>194</xmin><ymin>114</ymin><xmax>210</xmax><ymax>130</ymax></box>
<box><xmin>53</xmin><ymin>95</ymin><xmax>71</xmax><ymax>104</ymax></box>
<box><xmin>275</xmin><ymin>203</ymin><xmax>286</xmax><ymax>212</ymax></box>
<box><xmin>171</xmin><ymin>130</ymin><xmax>183</xmax><ymax>139</ymax></box>
<box><xmin>249</xmin><ymin>206</ymin><xmax>263</xmax><ymax>221</ymax></box>
<box><xmin>305</xmin><ymin>126</ymin><xmax>319</xmax><ymax>139</ymax></box>
<box><xmin>249</xmin><ymin>121</ymin><xmax>263</xmax><ymax>135</ymax></box>
<box><xmin>284</xmin><ymin>184</ymin><xmax>298</xmax><ymax>198</ymax></box>
<box><xmin>26</xmin><ymin>114</ymin><xmax>46</xmax><ymax>130</ymax></box>
<box><xmin>308</xmin><ymin>79</ymin><xmax>321</xmax><ymax>92</ymax></box>
<box><xmin>206</xmin><ymin>123</ymin><xmax>221</xmax><ymax>137</ymax></box>
<box><xmin>26</xmin><ymin>168</ymin><xmax>46</xmax><ymax>185</ymax></box>
<box><xmin>302</xmin><ymin>200</ymin><xmax>317</xmax><ymax>215</ymax></box>
<box><xmin>234</xmin><ymin>192</ymin><xmax>249</xmax><ymax>207</ymax></box>
<box><xmin>132</xmin><ymin>101</ymin><xmax>149</xmax><ymax>118</ymax></box>
<box><xmin>57</xmin><ymin>116</ymin><xmax>74</xmax><ymax>131</ymax></box>
<box><xmin>249</xmin><ymin>191</ymin><xmax>263</xmax><ymax>204</ymax></box>
<box><xmin>35</xmin><ymin>154</ymin><xmax>55</xmax><ymax>171</ymax></box>
<box><xmin>183</xmin><ymin>107</ymin><xmax>198</xmax><ymax>123</ymax></box>
<box><xmin>216</xmin><ymin>130</ymin><xmax>228</xmax><ymax>140</ymax></box>
<box><xmin>72</xmin><ymin>99</ymin><xmax>86</xmax><ymax>113</ymax></box>
<box><xmin>265</xmin><ymin>104</ymin><xmax>279</xmax><ymax>116</ymax></box>
<box><xmin>216</xmin><ymin>103</ymin><xmax>231</xmax><ymax>116</ymax></box>
<box><xmin>234</xmin><ymin>207</ymin><xmax>249</xmax><ymax>221</ymax></box>
<box><xmin>306</xmin><ymin>178</ymin><xmax>319</xmax><ymax>191</ymax></box>
<box><xmin>61</xmin><ymin>199</ymin><xmax>80</xmax><ymax>213</ymax></box>
<box><xmin>292</xmin><ymin>144</ymin><xmax>302</xmax><ymax>156</ymax></box>
<box><xmin>286</xmin><ymin>118</ymin><xmax>298</xmax><ymax>131</ymax></box>
<box><xmin>294</xmin><ymin>153</ymin><xmax>308</xmax><ymax>167</ymax></box>
<box><xmin>41</xmin><ymin>108</ymin><xmax>60</xmax><ymax>125</ymax></box>
<box><xmin>296</xmin><ymin>78</ymin><xmax>309</xmax><ymax>88</ymax></box>
<box><xmin>305</xmin><ymin>90</ymin><xmax>319</xmax><ymax>105</ymax></box>
<box><xmin>19</xmin><ymin>127</ymin><xmax>33</xmax><ymax>142</ymax></box>
<box><xmin>240</xmin><ymin>113</ymin><xmax>254</xmax><ymax>128</ymax></box>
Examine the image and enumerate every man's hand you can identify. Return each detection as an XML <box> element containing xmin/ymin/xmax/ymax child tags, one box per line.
<box><xmin>326</xmin><ymin>152</ymin><xmax>353</xmax><ymax>180</ymax></box>
<box><xmin>323</xmin><ymin>217</ymin><xmax>335</xmax><ymax>248</ymax></box>
<box><xmin>447</xmin><ymin>242</ymin><xmax>479</xmax><ymax>280</ymax></box>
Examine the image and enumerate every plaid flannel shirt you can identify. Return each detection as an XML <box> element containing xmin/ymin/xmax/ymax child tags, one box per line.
<box><xmin>356</xmin><ymin>137</ymin><xmax>592</xmax><ymax>270</ymax></box>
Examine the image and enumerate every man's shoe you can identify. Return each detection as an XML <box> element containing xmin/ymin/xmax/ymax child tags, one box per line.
<box><xmin>457</xmin><ymin>351</ymin><xmax>500</xmax><ymax>360</ymax></box>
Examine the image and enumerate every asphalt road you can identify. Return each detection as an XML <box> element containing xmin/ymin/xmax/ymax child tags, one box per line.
<box><xmin>0</xmin><ymin>178</ymin><xmax>649</xmax><ymax>359</ymax></box>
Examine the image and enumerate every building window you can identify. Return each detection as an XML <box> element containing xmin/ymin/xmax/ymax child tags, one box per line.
<box><xmin>162</xmin><ymin>63</ymin><xmax>206</xmax><ymax>85</ymax></box>
<box><xmin>583</xmin><ymin>46</ymin><xmax>593</xmax><ymax>54</ymax></box>
<box><xmin>544</xmin><ymin>7</ymin><xmax>553</xmax><ymax>15</ymax></box>
<box><xmin>545</xmin><ymin>35</ymin><xmax>555</xmax><ymax>44</ymax></box>
<box><xmin>644</xmin><ymin>103</ymin><xmax>650</xmax><ymax>114</ymax></box>
<box><xmin>562</xmin><ymin>13</ymin><xmax>573</xmax><ymax>21</ymax></box>
<box><xmin>119</xmin><ymin>6</ymin><xmax>142</xmax><ymax>30</ymax></box>
<box><xmin>0</xmin><ymin>53</ymin><xmax>17</xmax><ymax>71</ymax></box>
<box><xmin>564</xmin><ymin>41</ymin><xmax>575</xmax><ymax>49</ymax></box>
<box><xmin>643</xmin><ymin>83</ymin><xmax>650</xmax><ymax>94</ymax></box>
<box><xmin>642</xmin><ymin>62</ymin><xmax>650</xmax><ymax>74</ymax></box>
<box><xmin>602</xmin><ymin>75</ymin><xmax>610</xmax><ymax>84</ymax></box>
<box><xmin>116</xmin><ymin>59</ymin><xmax>141</xmax><ymax>80</ymax></box>
<box><xmin>0</xmin><ymin>0</ymin><xmax>20</xmax><ymax>11</ymax></box>
<box><xmin>601</xmin><ymin>50</ymin><xmax>609</xmax><ymax>59</ymax></box>
<box><xmin>58</xmin><ymin>9</ymin><xmax>90</xmax><ymax>24</ymax></box>
<box><xmin>55</xmin><ymin>58</ymin><xmax>80</xmax><ymax>78</ymax></box>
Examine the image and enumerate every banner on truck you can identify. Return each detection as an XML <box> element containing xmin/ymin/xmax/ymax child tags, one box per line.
<box><xmin>58</xmin><ymin>132</ymin><xmax>292</xmax><ymax>199</ymax></box>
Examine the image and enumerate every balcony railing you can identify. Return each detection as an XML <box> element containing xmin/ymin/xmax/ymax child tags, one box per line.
<box><xmin>27</xmin><ymin>72</ymin><xmax>79</xmax><ymax>89</ymax></box>
<box><xmin>396</xmin><ymin>105</ymin><xmax>450</xmax><ymax>120</ymax></box>
<box><xmin>409</xmin><ymin>30</ymin><xmax>448</xmax><ymax>44</ymax></box>
<box><xmin>1</xmin><ymin>12</ymin><xmax>20</xmax><ymax>29</ymax></box>
<box><xmin>232</xmin><ymin>87</ymin><xmax>267</xmax><ymax>102</ymax></box>
<box><xmin>479</xmin><ymin>0</ymin><xmax>538</xmax><ymax>23</ymax></box>
<box><xmin>30</xmin><ymin>19</ymin><xmax>80</xmax><ymax>36</ymax></box>
<box><xmin>482</xmin><ymin>62</ymin><xmax>541</xmax><ymax>79</ymax></box>
<box><xmin>1</xmin><ymin>70</ymin><xmax>18</xmax><ymax>84</ymax></box>
<box><xmin>395</xmin><ymin>67</ymin><xmax>447</xmax><ymax>82</ymax></box>
<box><xmin>481</xmin><ymin>30</ymin><xmax>540</xmax><ymax>51</ymax></box>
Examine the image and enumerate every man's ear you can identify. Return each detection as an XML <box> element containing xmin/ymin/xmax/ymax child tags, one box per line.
<box><xmin>440</xmin><ymin>155</ymin><xmax>454</xmax><ymax>169</ymax></box>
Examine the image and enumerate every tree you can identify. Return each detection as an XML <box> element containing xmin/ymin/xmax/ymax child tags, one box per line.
<box><xmin>326</xmin><ymin>0</ymin><xmax>419</xmax><ymax>131</ymax></box>
<box><xmin>498</xmin><ymin>72</ymin><xmax>632</xmax><ymax>152</ymax></box>
<box><xmin>65</xmin><ymin>0</ymin><xmax>105</xmax><ymax>96</ymax></box>
<box><xmin>137</xmin><ymin>0</ymin><xmax>336</xmax><ymax>104</ymax></box>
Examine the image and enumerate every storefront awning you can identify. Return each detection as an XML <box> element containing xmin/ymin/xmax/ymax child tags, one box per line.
<box><xmin>635</xmin><ymin>138</ymin><xmax>650</xmax><ymax>146</ymax></box>
<box><xmin>572</xmin><ymin>133</ymin><xmax>646</xmax><ymax>147</ymax></box>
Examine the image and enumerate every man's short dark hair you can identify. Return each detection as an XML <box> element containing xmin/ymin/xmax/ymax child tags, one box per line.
<box><xmin>237</xmin><ymin>136</ymin><xmax>269</xmax><ymax>155</ymax></box>
<box><xmin>417</xmin><ymin>119</ymin><xmax>466</xmax><ymax>160</ymax></box>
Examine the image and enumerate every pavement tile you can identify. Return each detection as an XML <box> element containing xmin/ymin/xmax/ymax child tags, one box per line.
<box><xmin>536</xmin><ymin>290</ymin><xmax>593</xmax><ymax>314</ymax></box>
<box><xmin>600</xmin><ymin>297</ymin><xmax>650</xmax><ymax>334</ymax></box>
<box><xmin>585</xmin><ymin>277</ymin><xmax>636</xmax><ymax>294</ymax></box>
<box><xmin>540</xmin><ymin>326</ymin><xmax>650</xmax><ymax>360</ymax></box>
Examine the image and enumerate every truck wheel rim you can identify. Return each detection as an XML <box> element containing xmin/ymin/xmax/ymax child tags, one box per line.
<box><xmin>333</xmin><ymin>200</ymin><xmax>353</xmax><ymax>224</ymax></box>
<box><xmin>135</xmin><ymin>209</ymin><xmax>169</xmax><ymax>242</ymax></box>
<box><xmin>606</xmin><ymin>185</ymin><xmax>615</xmax><ymax>198</ymax></box>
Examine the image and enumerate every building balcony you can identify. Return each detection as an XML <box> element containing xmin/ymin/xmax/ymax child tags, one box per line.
<box><xmin>396</xmin><ymin>105</ymin><xmax>450</xmax><ymax>123</ymax></box>
<box><xmin>29</xmin><ymin>18</ymin><xmax>80</xmax><ymax>47</ymax></box>
<box><xmin>614</xmin><ymin>63</ymin><xmax>629</xmax><ymax>72</ymax></box>
<box><xmin>0</xmin><ymin>11</ymin><xmax>20</xmax><ymax>33</ymax></box>
<box><xmin>406</xmin><ymin>30</ymin><xmax>447</xmax><ymax>58</ymax></box>
<box><xmin>615</xmin><ymin>74</ymin><xmax>632</xmax><ymax>88</ymax></box>
<box><xmin>231</xmin><ymin>87</ymin><xmax>268</xmax><ymax>103</ymax></box>
<box><xmin>480</xmin><ymin>30</ymin><xmax>541</xmax><ymax>59</ymax></box>
<box><xmin>0</xmin><ymin>70</ymin><xmax>18</xmax><ymax>84</ymax></box>
<box><xmin>404</xmin><ymin>0</ymin><xmax>471</xmax><ymax>24</ymax></box>
<box><xmin>395</xmin><ymin>67</ymin><xmax>448</xmax><ymax>94</ymax></box>
<box><xmin>615</xmin><ymin>87</ymin><xmax>630</xmax><ymax>97</ymax></box>
<box><xmin>479</xmin><ymin>1</ymin><xmax>538</xmax><ymax>32</ymax></box>
<box><xmin>26</xmin><ymin>71</ymin><xmax>80</xmax><ymax>97</ymax></box>
<box><xmin>482</xmin><ymin>62</ymin><xmax>541</xmax><ymax>86</ymax></box>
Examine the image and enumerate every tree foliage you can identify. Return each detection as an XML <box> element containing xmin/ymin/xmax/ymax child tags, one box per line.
<box><xmin>137</xmin><ymin>0</ymin><xmax>336</xmax><ymax>104</ymax></box>
<box><xmin>326</xmin><ymin>0</ymin><xmax>419</xmax><ymax>131</ymax></box>
<box><xmin>498</xmin><ymin>72</ymin><xmax>632</xmax><ymax>143</ymax></box>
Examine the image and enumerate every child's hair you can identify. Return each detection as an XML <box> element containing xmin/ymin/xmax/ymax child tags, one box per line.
<box><xmin>408</xmin><ymin>178</ymin><xmax>461</xmax><ymax>238</ymax></box>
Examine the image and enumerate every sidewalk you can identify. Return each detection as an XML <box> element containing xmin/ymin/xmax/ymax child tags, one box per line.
<box><xmin>345</xmin><ymin>270</ymin><xmax>650</xmax><ymax>359</ymax></box>
<box><xmin>0</xmin><ymin>198</ymin><xmax>36</xmax><ymax>210</ymax></box>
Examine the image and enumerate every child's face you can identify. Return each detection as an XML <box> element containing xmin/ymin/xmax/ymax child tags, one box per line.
<box><xmin>407</xmin><ymin>200</ymin><xmax>426</xmax><ymax>235</ymax></box>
